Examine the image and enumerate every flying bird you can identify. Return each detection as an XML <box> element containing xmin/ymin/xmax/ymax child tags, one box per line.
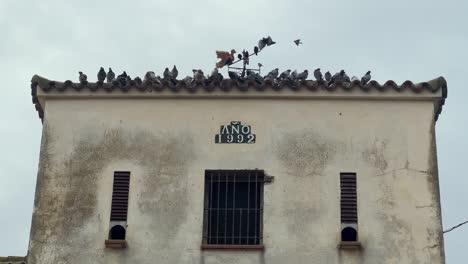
<box><xmin>314</xmin><ymin>68</ymin><xmax>323</xmax><ymax>81</ymax></box>
<box><xmin>78</xmin><ymin>71</ymin><xmax>87</xmax><ymax>83</ymax></box>
<box><xmin>216</xmin><ymin>49</ymin><xmax>236</xmax><ymax>68</ymax></box>
<box><xmin>297</xmin><ymin>70</ymin><xmax>309</xmax><ymax>81</ymax></box>
<box><xmin>293</xmin><ymin>39</ymin><xmax>302</xmax><ymax>46</ymax></box>
<box><xmin>106</xmin><ymin>68</ymin><xmax>115</xmax><ymax>83</ymax></box>
<box><xmin>254</xmin><ymin>46</ymin><xmax>259</xmax><ymax>55</ymax></box>
<box><xmin>279</xmin><ymin>69</ymin><xmax>291</xmax><ymax>80</ymax></box>
<box><xmin>258</xmin><ymin>36</ymin><xmax>276</xmax><ymax>51</ymax></box>
<box><xmin>361</xmin><ymin>71</ymin><xmax>371</xmax><ymax>85</ymax></box>
<box><xmin>171</xmin><ymin>65</ymin><xmax>178</xmax><ymax>79</ymax></box>
<box><xmin>97</xmin><ymin>67</ymin><xmax>106</xmax><ymax>82</ymax></box>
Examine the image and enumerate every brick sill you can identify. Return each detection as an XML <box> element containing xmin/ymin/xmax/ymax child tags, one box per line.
<box><xmin>339</xmin><ymin>241</ymin><xmax>362</xmax><ymax>250</ymax></box>
<box><xmin>105</xmin><ymin>240</ymin><xmax>127</xmax><ymax>248</ymax></box>
<box><xmin>201</xmin><ymin>244</ymin><xmax>264</xmax><ymax>250</ymax></box>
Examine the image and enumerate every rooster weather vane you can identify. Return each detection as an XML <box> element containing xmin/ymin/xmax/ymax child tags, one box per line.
<box><xmin>215</xmin><ymin>36</ymin><xmax>276</xmax><ymax>78</ymax></box>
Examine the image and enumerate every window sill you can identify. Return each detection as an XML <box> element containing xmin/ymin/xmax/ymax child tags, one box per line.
<box><xmin>105</xmin><ymin>239</ymin><xmax>127</xmax><ymax>248</ymax></box>
<box><xmin>339</xmin><ymin>241</ymin><xmax>362</xmax><ymax>250</ymax></box>
<box><xmin>201</xmin><ymin>244</ymin><xmax>264</xmax><ymax>250</ymax></box>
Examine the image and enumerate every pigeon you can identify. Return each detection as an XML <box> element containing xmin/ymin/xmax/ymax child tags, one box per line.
<box><xmin>314</xmin><ymin>68</ymin><xmax>323</xmax><ymax>81</ymax></box>
<box><xmin>134</xmin><ymin>77</ymin><xmax>142</xmax><ymax>85</ymax></box>
<box><xmin>78</xmin><ymin>71</ymin><xmax>87</xmax><ymax>83</ymax></box>
<box><xmin>258</xmin><ymin>36</ymin><xmax>276</xmax><ymax>50</ymax></box>
<box><xmin>228</xmin><ymin>71</ymin><xmax>240</xmax><ymax>81</ymax></box>
<box><xmin>361</xmin><ymin>71</ymin><xmax>371</xmax><ymax>85</ymax></box>
<box><xmin>278</xmin><ymin>69</ymin><xmax>291</xmax><ymax>80</ymax></box>
<box><xmin>351</xmin><ymin>76</ymin><xmax>359</xmax><ymax>81</ymax></box>
<box><xmin>144</xmin><ymin>71</ymin><xmax>157</xmax><ymax>81</ymax></box>
<box><xmin>297</xmin><ymin>70</ymin><xmax>308</xmax><ymax>81</ymax></box>
<box><xmin>210</xmin><ymin>68</ymin><xmax>219</xmax><ymax>79</ymax></box>
<box><xmin>97</xmin><ymin>67</ymin><xmax>106</xmax><ymax>82</ymax></box>
<box><xmin>266</xmin><ymin>68</ymin><xmax>279</xmax><ymax>78</ymax></box>
<box><xmin>163</xmin><ymin>68</ymin><xmax>171</xmax><ymax>80</ymax></box>
<box><xmin>290</xmin><ymin>70</ymin><xmax>298</xmax><ymax>79</ymax></box>
<box><xmin>293</xmin><ymin>39</ymin><xmax>302</xmax><ymax>46</ymax></box>
<box><xmin>238</xmin><ymin>54</ymin><xmax>242</xmax><ymax>60</ymax></box>
<box><xmin>324</xmin><ymin>71</ymin><xmax>332</xmax><ymax>82</ymax></box>
<box><xmin>193</xmin><ymin>69</ymin><xmax>205</xmax><ymax>81</ymax></box>
<box><xmin>182</xmin><ymin>76</ymin><xmax>193</xmax><ymax>83</ymax></box>
<box><xmin>243</xmin><ymin>50</ymin><xmax>249</xmax><ymax>65</ymax></box>
<box><xmin>254</xmin><ymin>46</ymin><xmax>259</xmax><ymax>55</ymax></box>
<box><xmin>171</xmin><ymin>65</ymin><xmax>178</xmax><ymax>79</ymax></box>
<box><xmin>116</xmin><ymin>71</ymin><xmax>128</xmax><ymax>85</ymax></box>
<box><xmin>341</xmin><ymin>70</ymin><xmax>351</xmax><ymax>82</ymax></box>
<box><xmin>246</xmin><ymin>69</ymin><xmax>256</xmax><ymax>76</ymax></box>
<box><xmin>106</xmin><ymin>68</ymin><xmax>115</xmax><ymax>83</ymax></box>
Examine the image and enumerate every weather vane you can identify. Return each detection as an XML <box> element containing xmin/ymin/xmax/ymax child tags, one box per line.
<box><xmin>215</xmin><ymin>36</ymin><xmax>276</xmax><ymax>78</ymax></box>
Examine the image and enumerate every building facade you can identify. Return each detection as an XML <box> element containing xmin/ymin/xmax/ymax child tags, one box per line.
<box><xmin>26</xmin><ymin>74</ymin><xmax>447</xmax><ymax>263</ymax></box>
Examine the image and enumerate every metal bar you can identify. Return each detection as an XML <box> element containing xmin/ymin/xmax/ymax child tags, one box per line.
<box><xmin>254</xmin><ymin>171</ymin><xmax>258</xmax><ymax>244</ymax></box>
<box><xmin>208</xmin><ymin>172</ymin><xmax>214</xmax><ymax>244</ymax></box>
<box><xmin>232</xmin><ymin>171</ymin><xmax>236</xmax><ymax>244</ymax></box>
<box><xmin>216</xmin><ymin>171</ymin><xmax>221</xmax><ymax>244</ymax></box>
<box><xmin>239</xmin><ymin>209</ymin><xmax>242</xmax><ymax>244</ymax></box>
<box><xmin>259</xmin><ymin>173</ymin><xmax>264</xmax><ymax>245</ymax></box>
<box><xmin>224</xmin><ymin>171</ymin><xmax>228</xmax><ymax>244</ymax></box>
<box><xmin>246</xmin><ymin>171</ymin><xmax>251</xmax><ymax>244</ymax></box>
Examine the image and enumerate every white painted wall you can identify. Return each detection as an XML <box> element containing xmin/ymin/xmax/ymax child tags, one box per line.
<box><xmin>27</xmin><ymin>96</ymin><xmax>444</xmax><ymax>264</ymax></box>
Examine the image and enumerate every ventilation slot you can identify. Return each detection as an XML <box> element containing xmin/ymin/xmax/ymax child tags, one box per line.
<box><xmin>340</xmin><ymin>173</ymin><xmax>357</xmax><ymax>223</ymax></box>
<box><xmin>110</xmin><ymin>171</ymin><xmax>130</xmax><ymax>221</ymax></box>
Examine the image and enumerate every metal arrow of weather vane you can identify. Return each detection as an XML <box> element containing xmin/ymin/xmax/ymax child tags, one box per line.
<box><xmin>215</xmin><ymin>36</ymin><xmax>277</xmax><ymax>78</ymax></box>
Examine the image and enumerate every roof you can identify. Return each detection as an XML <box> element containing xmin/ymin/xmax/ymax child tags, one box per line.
<box><xmin>0</xmin><ymin>256</ymin><xmax>26</xmax><ymax>264</ymax></box>
<box><xmin>30</xmin><ymin>74</ymin><xmax>447</xmax><ymax>122</ymax></box>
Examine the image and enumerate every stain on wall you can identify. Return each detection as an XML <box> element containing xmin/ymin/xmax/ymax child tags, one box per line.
<box><xmin>275</xmin><ymin>129</ymin><xmax>339</xmax><ymax>177</ymax></box>
<box><xmin>28</xmin><ymin>125</ymin><xmax>195</xmax><ymax>263</ymax></box>
<box><xmin>362</xmin><ymin>138</ymin><xmax>389</xmax><ymax>172</ymax></box>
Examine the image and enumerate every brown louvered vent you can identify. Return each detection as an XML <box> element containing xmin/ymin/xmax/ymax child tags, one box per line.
<box><xmin>340</xmin><ymin>173</ymin><xmax>357</xmax><ymax>223</ymax></box>
<box><xmin>110</xmin><ymin>171</ymin><xmax>130</xmax><ymax>221</ymax></box>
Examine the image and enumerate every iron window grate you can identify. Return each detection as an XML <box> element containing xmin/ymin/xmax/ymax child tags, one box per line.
<box><xmin>340</xmin><ymin>173</ymin><xmax>357</xmax><ymax>223</ymax></box>
<box><xmin>110</xmin><ymin>171</ymin><xmax>130</xmax><ymax>221</ymax></box>
<box><xmin>203</xmin><ymin>170</ymin><xmax>265</xmax><ymax>245</ymax></box>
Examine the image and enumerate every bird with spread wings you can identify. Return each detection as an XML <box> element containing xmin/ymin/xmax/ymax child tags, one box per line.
<box><xmin>215</xmin><ymin>49</ymin><xmax>236</xmax><ymax>68</ymax></box>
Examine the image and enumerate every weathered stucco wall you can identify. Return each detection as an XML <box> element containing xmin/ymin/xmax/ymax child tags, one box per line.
<box><xmin>27</xmin><ymin>98</ymin><xmax>444</xmax><ymax>264</ymax></box>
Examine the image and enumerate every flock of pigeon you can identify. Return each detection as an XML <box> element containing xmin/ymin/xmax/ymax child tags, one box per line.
<box><xmin>77</xmin><ymin>67</ymin><xmax>372</xmax><ymax>87</ymax></box>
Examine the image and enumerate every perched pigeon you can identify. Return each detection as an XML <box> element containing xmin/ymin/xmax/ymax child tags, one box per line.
<box><xmin>106</xmin><ymin>68</ymin><xmax>115</xmax><ymax>83</ymax></box>
<box><xmin>78</xmin><ymin>71</ymin><xmax>87</xmax><ymax>83</ymax></box>
<box><xmin>228</xmin><ymin>71</ymin><xmax>240</xmax><ymax>81</ymax></box>
<box><xmin>246</xmin><ymin>69</ymin><xmax>256</xmax><ymax>76</ymax></box>
<box><xmin>242</xmin><ymin>50</ymin><xmax>250</xmax><ymax>65</ymax></box>
<box><xmin>144</xmin><ymin>71</ymin><xmax>157</xmax><ymax>81</ymax></box>
<box><xmin>279</xmin><ymin>69</ymin><xmax>291</xmax><ymax>80</ymax></box>
<box><xmin>266</xmin><ymin>68</ymin><xmax>279</xmax><ymax>78</ymax></box>
<box><xmin>293</xmin><ymin>39</ymin><xmax>302</xmax><ymax>46</ymax></box>
<box><xmin>314</xmin><ymin>68</ymin><xmax>323</xmax><ymax>81</ymax></box>
<box><xmin>237</xmin><ymin>54</ymin><xmax>242</xmax><ymax>60</ymax></box>
<box><xmin>258</xmin><ymin>63</ymin><xmax>263</xmax><ymax>68</ymax></box>
<box><xmin>361</xmin><ymin>71</ymin><xmax>371</xmax><ymax>85</ymax></box>
<box><xmin>182</xmin><ymin>76</ymin><xmax>193</xmax><ymax>83</ymax></box>
<box><xmin>258</xmin><ymin>36</ymin><xmax>276</xmax><ymax>50</ymax></box>
<box><xmin>210</xmin><ymin>68</ymin><xmax>218</xmax><ymax>79</ymax></box>
<box><xmin>163</xmin><ymin>68</ymin><xmax>171</xmax><ymax>80</ymax></box>
<box><xmin>297</xmin><ymin>70</ymin><xmax>309</xmax><ymax>81</ymax></box>
<box><xmin>193</xmin><ymin>69</ymin><xmax>205</xmax><ymax>81</ymax></box>
<box><xmin>324</xmin><ymin>71</ymin><xmax>332</xmax><ymax>82</ymax></box>
<box><xmin>254</xmin><ymin>46</ymin><xmax>259</xmax><ymax>55</ymax></box>
<box><xmin>97</xmin><ymin>67</ymin><xmax>106</xmax><ymax>82</ymax></box>
<box><xmin>341</xmin><ymin>70</ymin><xmax>351</xmax><ymax>82</ymax></box>
<box><xmin>171</xmin><ymin>65</ymin><xmax>178</xmax><ymax>79</ymax></box>
<box><xmin>116</xmin><ymin>71</ymin><xmax>128</xmax><ymax>85</ymax></box>
<box><xmin>351</xmin><ymin>76</ymin><xmax>359</xmax><ymax>81</ymax></box>
<box><xmin>290</xmin><ymin>70</ymin><xmax>298</xmax><ymax>79</ymax></box>
<box><xmin>134</xmin><ymin>77</ymin><xmax>142</xmax><ymax>85</ymax></box>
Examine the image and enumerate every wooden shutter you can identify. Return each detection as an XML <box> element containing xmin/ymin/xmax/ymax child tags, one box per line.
<box><xmin>110</xmin><ymin>171</ymin><xmax>130</xmax><ymax>221</ymax></box>
<box><xmin>340</xmin><ymin>173</ymin><xmax>357</xmax><ymax>223</ymax></box>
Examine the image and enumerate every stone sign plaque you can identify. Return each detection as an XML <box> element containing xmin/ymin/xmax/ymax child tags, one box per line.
<box><xmin>215</xmin><ymin>121</ymin><xmax>256</xmax><ymax>144</ymax></box>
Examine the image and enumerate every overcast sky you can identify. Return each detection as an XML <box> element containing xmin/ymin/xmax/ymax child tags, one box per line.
<box><xmin>1</xmin><ymin>0</ymin><xmax>467</xmax><ymax>262</ymax></box>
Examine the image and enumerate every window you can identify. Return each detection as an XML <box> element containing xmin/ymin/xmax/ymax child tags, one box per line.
<box><xmin>202</xmin><ymin>170</ymin><xmax>266</xmax><ymax>249</ymax></box>
<box><xmin>106</xmin><ymin>171</ymin><xmax>130</xmax><ymax>248</ymax></box>
<box><xmin>340</xmin><ymin>173</ymin><xmax>359</xmax><ymax>243</ymax></box>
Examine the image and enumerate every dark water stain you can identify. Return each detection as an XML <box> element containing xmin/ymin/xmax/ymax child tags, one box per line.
<box><xmin>276</xmin><ymin>129</ymin><xmax>339</xmax><ymax>177</ymax></box>
<box><xmin>362</xmin><ymin>138</ymin><xmax>389</xmax><ymax>172</ymax></box>
<box><xmin>28</xmin><ymin>125</ymin><xmax>194</xmax><ymax>263</ymax></box>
